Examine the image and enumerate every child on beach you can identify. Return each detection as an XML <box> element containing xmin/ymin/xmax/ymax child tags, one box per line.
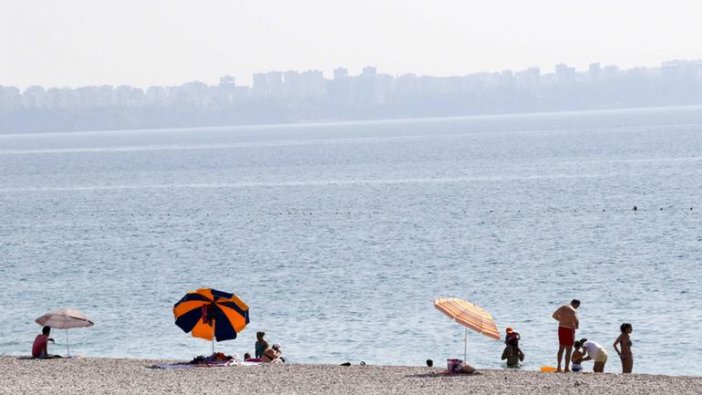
<box><xmin>613</xmin><ymin>323</ymin><xmax>634</xmax><ymax>373</ymax></box>
<box><xmin>571</xmin><ymin>350</ymin><xmax>584</xmax><ymax>372</ymax></box>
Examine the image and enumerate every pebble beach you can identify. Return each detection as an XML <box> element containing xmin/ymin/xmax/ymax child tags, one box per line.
<box><xmin>2</xmin><ymin>357</ymin><xmax>701</xmax><ymax>395</ymax></box>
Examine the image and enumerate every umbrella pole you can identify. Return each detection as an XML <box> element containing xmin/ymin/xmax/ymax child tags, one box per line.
<box><xmin>66</xmin><ymin>329</ymin><xmax>70</xmax><ymax>357</ymax></box>
<box><xmin>463</xmin><ymin>327</ymin><xmax>467</xmax><ymax>362</ymax></box>
<box><xmin>211</xmin><ymin>319</ymin><xmax>215</xmax><ymax>355</ymax></box>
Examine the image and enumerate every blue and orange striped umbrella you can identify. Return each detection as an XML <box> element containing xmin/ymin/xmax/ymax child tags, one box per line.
<box><xmin>173</xmin><ymin>288</ymin><xmax>250</xmax><ymax>342</ymax></box>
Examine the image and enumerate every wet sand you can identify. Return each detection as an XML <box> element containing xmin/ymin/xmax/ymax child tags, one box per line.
<box><xmin>1</xmin><ymin>357</ymin><xmax>700</xmax><ymax>394</ymax></box>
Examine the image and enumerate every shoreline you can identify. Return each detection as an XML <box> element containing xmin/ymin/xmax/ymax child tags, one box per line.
<box><xmin>2</xmin><ymin>357</ymin><xmax>701</xmax><ymax>395</ymax></box>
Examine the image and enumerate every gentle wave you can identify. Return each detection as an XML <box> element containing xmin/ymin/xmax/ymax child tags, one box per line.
<box><xmin>0</xmin><ymin>173</ymin><xmax>632</xmax><ymax>193</ymax></box>
<box><xmin>2</xmin><ymin>123</ymin><xmax>696</xmax><ymax>155</ymax></box>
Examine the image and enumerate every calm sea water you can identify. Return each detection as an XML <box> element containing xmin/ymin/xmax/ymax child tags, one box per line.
<box><xmin>1</xmin><ymin>107</ymin><xmax>701</xmax><ymax>376</ymax></box>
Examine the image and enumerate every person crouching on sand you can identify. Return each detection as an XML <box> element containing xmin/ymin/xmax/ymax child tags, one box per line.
<box><xmin>32</xmin><ymin>326</ymin><xmax>56</xmax><ymax>359</ymax></box>
<box><xmin>552</xmin><ymin>299</ymin><xmax>580</xmax><ymax>372</ymax></box>
<box><xmin>574</xmin><ymin>338</ymin><xmax>608</xmax><ymax>372</ymax></box>
<box><xmin>613</xmin><ymin>323</ymin><xmax>634</xmax><ymax>373</ymax></box>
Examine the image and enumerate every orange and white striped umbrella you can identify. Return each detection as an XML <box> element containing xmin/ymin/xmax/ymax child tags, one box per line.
<box><xmin>434</xmin><ymin>297</ymin><xmax>500</xmax><ymax>361</ymax></box>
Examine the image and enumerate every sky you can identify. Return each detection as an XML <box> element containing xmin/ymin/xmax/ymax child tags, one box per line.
<box><xmin>1</xmin><ymin>0</ymin><xmax>702</xmax><ymax>89</ymax></box>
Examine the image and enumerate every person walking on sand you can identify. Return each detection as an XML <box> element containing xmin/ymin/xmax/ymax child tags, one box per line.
<box><xmin>613</xmin><ymin>323</ymin><xmax>634</xmax><ymax>373</ymax></box>
<box><xmin>552</xmin><ymin>299</ymin><xmax>580</xmax><ymax>372</ymax></box>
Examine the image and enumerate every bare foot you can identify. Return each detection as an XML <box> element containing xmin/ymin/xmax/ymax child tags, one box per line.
<box><xmin>564</xmin><ymin>369</ymin><xmax>571</xmax><ymax>373</ymax></box>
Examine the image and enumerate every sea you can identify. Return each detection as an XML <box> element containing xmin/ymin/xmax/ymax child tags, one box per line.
<box><xmin>1</xmin><ymin>106</ymin><xmax>701</xmax><ymax>376</ymax></box>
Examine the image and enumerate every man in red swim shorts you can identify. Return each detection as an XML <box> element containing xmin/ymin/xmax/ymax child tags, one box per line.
<box><xmin>552</xmin><ymin>299</ymin><xmax>580</xmax><ymax>372</ymax></box>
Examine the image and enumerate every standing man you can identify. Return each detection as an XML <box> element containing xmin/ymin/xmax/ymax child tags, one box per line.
<box><xmin>552</xmin><ymin>299</ymin><xmax>580</xmax><ymax>372</ymax></box>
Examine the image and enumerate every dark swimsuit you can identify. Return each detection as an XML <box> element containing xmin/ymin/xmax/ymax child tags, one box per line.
<box><xmin>620</xmin><ymin>340</ymin><xmax>633</xmax><ymax>358</ymax></box>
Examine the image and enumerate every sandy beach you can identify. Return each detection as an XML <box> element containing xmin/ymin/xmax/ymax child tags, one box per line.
<box><xmin>1</xmin><ymin>357</ymin><xmax>700</xmax><ymax>395</ymax></box>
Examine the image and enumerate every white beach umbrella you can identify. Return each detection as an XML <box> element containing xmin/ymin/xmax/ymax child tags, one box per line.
<box><xmin>35</xmin><ymin>308</ymin><xmax>94</xmax><ymax>356</ymax></box>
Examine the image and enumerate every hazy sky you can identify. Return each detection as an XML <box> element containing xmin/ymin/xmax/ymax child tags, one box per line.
<box><xmin>2</xmin><ymin>0</ymin><xmax>701</xmax><ymax>88</ymax></box>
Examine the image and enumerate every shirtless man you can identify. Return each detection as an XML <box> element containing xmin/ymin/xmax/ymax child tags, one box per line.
<box><xmin>552</xmin><ymin>299</ymin><xmax>580</xmax><ymax>372</ymax></box>
<box><xmin>32</xmin><ymin>326</ymin><xmax>55</xmax><ymax>358</ymax></box>
<box><xmin>262</xmin><ymin>343</ymin><xmax>282</xmax><ymax>363</ymax></box>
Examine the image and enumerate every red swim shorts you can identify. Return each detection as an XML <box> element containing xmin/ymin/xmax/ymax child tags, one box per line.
<box><xmin>558</xmin><ymin>326</ymin><xmax>575</xmax><ymax>346</ymax></box>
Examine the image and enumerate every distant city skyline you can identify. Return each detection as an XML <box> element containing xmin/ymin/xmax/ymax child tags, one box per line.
<box><xmin>2</xmin><ymin>1</ymin><xmax>702</xmax><ymax>88</ymax></box>
<box><xmin>3</xmin><ymin>58</ymin><xmax>701</xmax><ymax>134</ymax></box>
<box><xmin>2</xmin><ymin>58</ymin><xmax>700</xmax><ymax>91</ymax></box>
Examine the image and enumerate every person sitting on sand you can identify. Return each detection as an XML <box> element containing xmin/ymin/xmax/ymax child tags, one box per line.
<box><xmin>501</xmin><ymin>327</ymin><xmax>525</xmax><ymax>367</ymax></box>
<box><xmin>613</xmin><ymin>323</ymin><xmax>634</xmax><ymax>374</ymax></box>
<box><xmin>255</xmin><ymin>331</ymin><xmax>269</xmax><ymax>359</ymax></box>
<box><xmin>574</xmin><ymin>338</ymin><xmax>608</xmax><ymax>373</ymax></box>
<box><xmin>32</xmin><ymin>326</ymin><xmax>56</xmax><ymax>358</ymax></box>
<box><xmin>262</xmin><ymin>343</ymin><xmax>283</xmax><ymax>363</ymax></box>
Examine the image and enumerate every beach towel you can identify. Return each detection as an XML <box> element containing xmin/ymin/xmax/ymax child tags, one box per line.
<box><xmin>153</xmin><ymin>360</ymin><xmax>261</xmax><ymax>369</ymax></box>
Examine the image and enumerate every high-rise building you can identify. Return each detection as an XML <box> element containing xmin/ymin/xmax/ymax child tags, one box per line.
<box><xmin>253</xmin><ymin>71</ymin><xmax>283</xmax><ymax>97</ymax></box>
<box><xmin>301</xmin><ymin>70</ymin><xmax>325</xmax><ymax>98</ymax></box>
<box><xmin>362</xmin><ymin>66</ymin><xmax>377</xmax><ymax>78</ymax></box>
<box><xmin>588</xmin><ymin>63</ymin><xmax>601</xmax><ymax>82</ymax></box>
<box><xmin>555</xmin><ymin>63</ymin><xmax>576</xmax><ymax>84</ymax></box>
<box><xmin>333</xmin><ymin>68</ymin><xmax>349</xmax><ymax>80</ymax></box>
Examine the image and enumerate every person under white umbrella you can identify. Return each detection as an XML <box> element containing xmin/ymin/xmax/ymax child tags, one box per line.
<box><xmin>35</xmin><ymin>308</ymin><xmax>94</xmax><ymax>357</ymax></box>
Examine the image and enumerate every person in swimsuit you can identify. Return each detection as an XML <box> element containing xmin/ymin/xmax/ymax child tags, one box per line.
<box><xmin>552</xmin><ymin>299</ymin><xmax>580</xmax><ymax>372</ymax></box>
<box><xmin>571</xmin><ymin>350</ymin><xmax>584</xmax><ymax>372</ymax></box>
<box><xmin>255</xmin><ymin>331</ymin><xmax>268</xmax><ymax>359</ymax></box>
<box><xmin>613</xmin><ymin>323</ymin><xmax>634</xmax><ymax>373</ymax></box>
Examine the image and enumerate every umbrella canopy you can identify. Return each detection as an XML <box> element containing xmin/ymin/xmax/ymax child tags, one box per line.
<box><xmin>35</xmin><ymin>308</ymin><xmax>94</xmax><ymax>329</ymax></box>
<box><xmin>434</xmin><ymin>297</ymin><xmax>500</xmax><ymax>361</ymax></box>
<box><xmin>35</xmin><ymin>308</ymin><xmax>94</xmax><ymax>356</ymax></box>
<box><xmin>173</xmin><ymin>288</ymin><xmax>249</xmax><ymax>343</ymax></box>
